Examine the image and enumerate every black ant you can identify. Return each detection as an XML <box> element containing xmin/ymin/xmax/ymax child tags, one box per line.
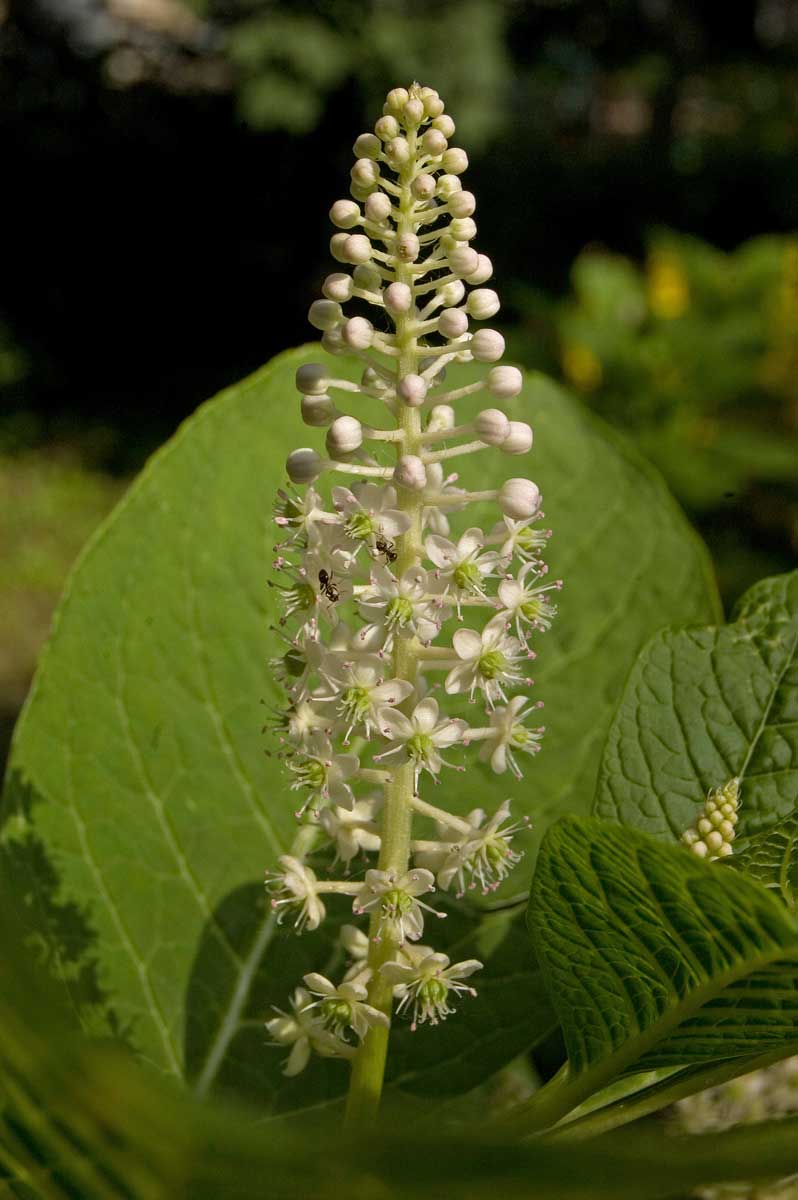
<box><xmin>374</xmin><ymin>533</ymin><xmax>397</xmax><ymax>564</ymax></box>
<box><xmin>318</xmin><ymin>568</ymin><xmax>340</xmax><ymax>602</ymax></box>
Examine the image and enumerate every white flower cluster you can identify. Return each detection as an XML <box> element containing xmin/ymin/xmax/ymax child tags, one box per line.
<box><xmin>681</xmin><ymin>778</ymin><xmax>740</xmax><ymax>861</ymax></box>
<box><xmin>266</xmin><ymin>83</ymin><xmax>559</xmax><ymax>1078</ymax></box>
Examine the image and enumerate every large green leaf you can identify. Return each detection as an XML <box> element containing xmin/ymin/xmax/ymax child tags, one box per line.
<box><xmin>517</xmin><ymin>815</ymin><xmax>798</xmax><ymax>1132</ymax></box>
<box><xmin>1</xmin><ymin>346</ymin><xmax>717</xmax><ymax>1107</ymax></box>
<box><xmin>594</xmin><ymin>571</ymin><xmax>798</xmax><ymax>844</ymax></box>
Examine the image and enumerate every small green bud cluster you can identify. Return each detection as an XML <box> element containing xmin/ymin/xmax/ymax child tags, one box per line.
<box><xmin>681</xmin><ymin>778</ymin><xmax>740</xmax><ymax>860</ymax></box>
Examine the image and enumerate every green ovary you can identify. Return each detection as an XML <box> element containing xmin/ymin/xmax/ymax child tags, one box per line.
<box><xmin>520</xmin><ymin>598</ymin><xmax>544</xmax><ymax>620</ymax></box>
<box><xmin>292</xmin><ymin>582</ymin><xmax>316</xmax><ymax>611</ymax></box>
<box><xmin>383</xmin><ymin>888</ymin><xmax>414</xmax><ymax>917</ymax></box>
<box><xmin>297</xmin><ymin>759</ymin><xmax>327</xmax><ymax>791</ymax></box>
<box><xmin>346</xmin><ymin>512</ymin><xmax>375</xmax><ymax>540</ymax></box>
<box><xmin>419</xmin><ymin>978</ymin><xmax>448</xmax><ymax>1007</ymax></box>
<box><xmin>478</xmin><ymin>650</ymin><xmax>507</xmax><ymax>680</ymax></box>
<box><xmin>485</xmin><ymin>840</ymin><xmax>509</xmax><ymax>867</ymax></box>
<box><xmin>453</xmin><ymin>561</ymin><xmax>482</xmax><ymax>591</ymax></box>
<box><xmin>510</xmin><ymin>723</ymin><xmax>530</xmax><ymax>747</ymax></box>
<box><xmin>406</xmin><ymin>732</ymin><xmax>434</xmax><ymax>764</ymax></box>
<box><xmin>386</xmin><ymin>596</ymin><xmax>414</xmax><ymax>628</ymax></box>
<box><xmin>320</xmin><ymin>999</ymin><xmax>352</xmax><ymax>1032</ymax></box>
<box><xmin>341</xmin><ymin>685</ymin><xmax>371</xmax><ymax>722</ymax></box>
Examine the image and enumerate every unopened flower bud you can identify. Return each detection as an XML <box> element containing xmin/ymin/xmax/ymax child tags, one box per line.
<box><xmin>330</xmin><ymin>232</ymin><xmax>350</xmax><ymax>262</ymax></box>
<box><xmin>437</xmin><ymin>174</ymin><xmax>462</xmax><ymax>200</ymax></box>
<box><xmin>438</xmin><ymin>280</ymin><xmax>465</xmax><ymax>307</ymax></box>
<box><xmin>350</xmin><ymin>181</ymin><xmax>376</xmax><ymax>202</ymax></box>
<box><xmin>428</xmin><ymin>404</ymin><xmax>455</xmax><ymax>432</ymax></box>
<box><xmin>438</xmin><ymin>308</ymin><xmax>469</xmax><ymax>338</ymax></box>
<box><xmin>301</xmin><ymin>393</ymin><xmax>337</xmax><ymax>427</ymax></box>
<box><xmin>365</xmin><ymin>192</ymin><xmax>392</xmax><ymax>223</ymax></box>
<box><xmin>466</xmin><ymin>254</ymin><xmax>493</xmax><ymax>285</ymax></box>
<box><xmin>499</xmin><ymin>478</ymin><xmax>541</xmax><ymax>520</ymax></box>
<box><xmin>353</xmin><ymin>132</ymin><xmax>381</xmax><ymax>159</ymax></box>
<box><xmin>384</xmin><ymin>282</ymin><xmax>413</xmax><ymax>314</ymax></box>
<box><xmin>323</xmin><ymin>272</ymin><xmax>354</xmax><ymax>303</ymax></box>
<box><xmin>448</xmin><ymin>245</ymin><xmax>480</xmax><ymax>277</ymax></box>
<box><xmin>448</xmin><ymin>190</ymin><xmax>476</xmax><ymax>218</ymax></box>
<box><xmin>342</xmin><ymin>316</ymin><xmax>374</xmax><ymax>350</ymax></box>
<box><xmin>442</xmin><ymin>147</ymin><xmax>468</xmax><ymax>174</ymax></box>
<box><xmin>397</xmin><ymin>374</ymin><xmax>428</xmax><ymax>406</ymax></box>
<box><xmin>329</xmin><ymin>199</ymin><xmax>360</xmax><ymax>229</ymax></box>
<box><xmin>326</xmin><ymin>415</ymin><xmax>363</xmax><ymax>456</ymax></box>
<box><xmin>353</xmin><ymin>264</ymin><xmax>382</xmax><ymax>292</ymax></box>
<box><xmin>432</xmin><ymin>114</ymin><xmax>455</xmax><ymax>137</ymax></box>
<box><xmin>466</xmin><ymin>288</ymin><xmax>500</xmax><ymax>320</ymax></box>
<box><xmin>403</xmin><ymin>97</ymin><xmax>424</xmax><ymax>126</ymax></box>
<box><xmin>287</xmin><ymin>448</ymin><xmax>324</xmax><ymax>484</ymax></box>
<box><xmin>394</xmin><ymin>454</ymin><xmax>427</xmax><ymax>490</ymax></box>
<box><xmin>375</xmin><ymin>114</ymin><xmax>400</xmax><ymax>141</ymax></box>
<box><xmin>449</xmin><ymin>217</ymin><xmax>477</xmax><ymax>242</ymax></box>
<box><xmin>351</xmin><ymin>158</ymin><xmax>380</xmax><ymax>188</ymax></box>
<box><xmin>295</xmin><ymin>363</ymin><xmax>329</xmax><ymax>395</ymax></box>
<box><xmin>395</xmin><ymin>233</ymin><xmax>420</xmax><ymax>263</ymax></box>
<box><xmin>487</xmin><ymin>365</ymin><xmax>523</xmax><ymax>399</ymax></box>
<box><xmin>411</xmin><ymin>173</ymin><xmax>437</xmax><ymax>201</ymax></box>
<box><xmin>471</xmin><ymin>329</ymin><xmax>505</xmax><ymax>362</ymax></box>
<box><xmin>420</xmin><ymin>88</ymin><xmax>444</xmax><ymax>117</ymax></box>
<box><xmin>385</xmin><ymin>87</ymin><xmax>409</xmax><ymax>115</ymax></box>
<box><xmin>421</xmin><ymin>128</ymin><xmax>448</xmax><ymax>156</ymax></box>
<box><xmin>308</xmin><ymin>299</ymin><xmax>343</xmax><ymax>331</ymax></box>
<box><xmin>385</xmin><ymin>136</ymin><xmax>411</xmax><ymax>166</ymax></box>
<box><xmin>501</xmin><ymin>421</ymin><xmax>533</xmax><ymax>455</ymax></box>
<box><xmin>474</xmin><ymin>408</ymin><xmax>511</xmax><ymax>446</ymax></box>
<box><xmin>342</xmin><ymin>234</ymin><xmax>372</xmax><ymax>265</ymax></box>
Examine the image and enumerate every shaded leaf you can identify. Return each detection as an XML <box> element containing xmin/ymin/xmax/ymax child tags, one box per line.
<box><xmin>594</xmin><ymin>571</ymin><xmax>798</xmax><ymax>845</ymax></box>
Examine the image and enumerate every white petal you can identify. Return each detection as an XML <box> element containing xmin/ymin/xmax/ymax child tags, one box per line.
<box><xmin>444</xmin><ymin>662</ymin><xmax>475</xmax><ymax>694</ymax></box>
<box><xmin>490</xmin><ymin>742</ymin><xmax>509</xmax><ymax>774</ymax></box>
<box><xmin>331</xmin><ymin>486</ymin><xmax>357</xmax><ymax>512</ymax></box>
<box><xmin>425</xmin><ymin>534</ymin><xmax>457</xmax><ymax>569</ymax></box>
<box><xmin>378</xmin><ymin>706</ymin><xmax>414</xmax><ymax>741</ymax></box>
<box><xmin>431</xmin><ymin>719</ymin><xmax>467</xmax><ymax>749</ymax></box>
<box><xmin>284</xmin><ymin>1037</ymin><xmax>311</xmax><ymax>1077</ymax></box>
<box><xmin>380</xmin><ymin>961</ymin><xmax>417</xmax><ymax>985</ymax></box>
<box><xmin>498</xmin><ymin>578</ymin><xmax>523</xmax><ymax>607</ymax></box>
<box><xmin>370</xmin><ymin>678</ymin><xmax>414</xmax><ymax>705</ymax></box>
<box><xmin>452</xmin><ymin>627</ymin><xmax>482</xmax><ymax>661</ymax></box>
<box><xmin>446</xmin><ymin>958</ymin><xmax>483</xmax><ymax>980</ymax></box>
<box><xmin>379</xmin><ymin>510</ymin><xmax>412</xmax><ymax>537</ymax></box>
<box><xmin>402</xmin><ymin>868</ymin><xmax>436</xmax><ymax>896</ymax></box>
<box><xmin>303</xmin><ymin>973</ymin><xmax>335</xmax><ymax>996</ymax></box>
<box><xmin>413</xmin><ymin>697</ymin><xmax>440</xmax><ymax>733</ymax></box>
<box><xmin>457</xmin><ymin>527</ymin><xmax>484</xmax><ymax>557</ymax></box>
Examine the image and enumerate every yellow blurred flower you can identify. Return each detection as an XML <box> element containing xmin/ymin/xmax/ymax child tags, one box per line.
<box><xmin>647</xmin><ymin>251</ymin><xmax>689</xmax><ymax>319</ymax></box>
<box><xmin>561</xmin><ymin>342</ymin><xmax>602</xmax><ymax>392</ymax></box>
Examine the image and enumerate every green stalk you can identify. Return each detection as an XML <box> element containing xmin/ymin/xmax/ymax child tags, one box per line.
<box><xmin>344</xmin><ymin>130</ymin><xmax>423</xmax><ymax>1128</ymax></box>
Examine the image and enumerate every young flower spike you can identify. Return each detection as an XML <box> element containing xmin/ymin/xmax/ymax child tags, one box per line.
<box><xmin>266</xmin><ymin>83</ymin><xmax>559</xmax><ymax>1117</ymax></box>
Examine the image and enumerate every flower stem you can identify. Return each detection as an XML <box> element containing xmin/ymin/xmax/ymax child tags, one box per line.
<box><xmin>344</xmin><ymin>128</ymin><xmax>423</xmax><ymax>1129</ymax></box>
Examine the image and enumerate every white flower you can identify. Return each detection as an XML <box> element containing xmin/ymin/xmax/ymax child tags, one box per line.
<box><xmin>479</xmin><ymin>695</ymin><xmax>545</xmax><ymax>777</ymax></box>
<box><xmin>303</xmin><ymin>972</ymin><xmax>389</xmax><ymax>1039</ymax></box>
<box><xmin>272</xmin><ymin>545</ymin><xmax>354</xmax><ymax>629</ymax></box>
<box><xmin>425</xmin><ymin>526</ymin><xmax>502</xmax><ymax>615</ymax></box>
<box><xmin>318</xmin><ymin>652</ymin><xmax>414</xmax><ymax>739</ymax></box>
<box><xmin>358</xmin><ymin>565</ymin><xmax>448</xmax><ymax>645</ymax></box>
<box><xmin>273</xmin><ymin>486</ymin><xmax>340</xmax><ymax>543</ymax></box>
<box><xmin>264</xmin><ymin>856</ymin><xmax>328</xmax><ymax>932</ymax></box>
<box><xmin>286</xmin><ymin>732</ymin><xmax>359</xmax><ymax>813</ymax></box>
<box><xmin>266</xmin><ymin>987</ymin><xmax>354</xmax><ymax>1076</ymax></box>
<box><xmin>416</xmin><ymin>800</ymin><xmax>529</xmax><ymax>896</ymax></box>
<box><xmin>375</xmin><ymin>697</ymin><xmax>468</xmax><ymax>786</ymax></box>
<box><xmin>353</xmin><ymin>867</ymin><xmax>445</xmax><ymax>943</ymax></box>
<box><xmin>332</xmin><ymin>482</ymin><xmax>411</xmax><ymax>550</ymax></box>
<box><xmin>496</xmin><ymin>562</ymin><xmax>561</xmax><ymax>647</ymax></box>
<box><xmin>490</xmin><ymin>514</ymin><xmax>550</xmax><ymax>563</ymax></box>
<box><xmin>319</xmin><ymin>798</ymin><xmax>381</xmax><ymax>867</ymax></box>
<box><xmin>444</xmin><ymin>613</ymin><xmax>529</xmax><ymax>707</ymax></box>
<box><xmin>380</xmin><ymin>952</ymin><xmax>482</xmax><ymax>1030</ymax></box>
<box><xmin>269</xmin><ymin>699</ymin><xmax>332</xmax><ymax>747</ymax></box>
